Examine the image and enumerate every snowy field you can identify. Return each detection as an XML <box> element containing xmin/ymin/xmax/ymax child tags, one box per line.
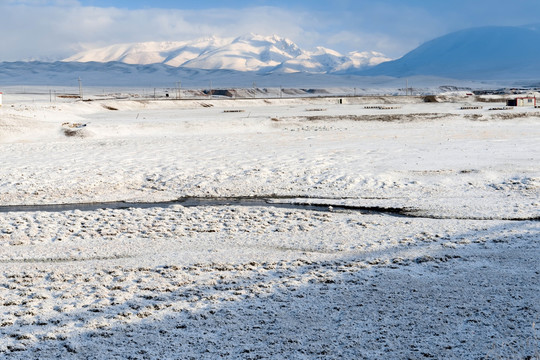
<box><xmin>0</xmin><ymin>90</ymin><xmax>538</xmax><ymax>359</ymax></box>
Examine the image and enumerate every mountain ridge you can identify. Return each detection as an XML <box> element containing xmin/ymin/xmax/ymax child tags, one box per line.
<box><xmin>63</xmin><ymin>34</ymin><xmax>391</xmax><ymax>74</ymax></box>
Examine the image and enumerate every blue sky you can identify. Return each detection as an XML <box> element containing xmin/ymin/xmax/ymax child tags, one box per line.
<box><xmin>1</xmin><ymin>0</ymin><xmax>540</xmax><ymax>61</ymax></box>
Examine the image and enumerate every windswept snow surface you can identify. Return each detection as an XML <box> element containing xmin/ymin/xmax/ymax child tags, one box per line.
<box><xmin>0</xmin><ymin>91</ymin><xmax>538</xmax><ymax>359</ymax></box>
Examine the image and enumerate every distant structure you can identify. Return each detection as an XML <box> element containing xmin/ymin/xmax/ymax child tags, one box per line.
<box><xmin>506</xmin><ymin>96</ymin><xmax>536</xmax><ymax>107</ymax></box>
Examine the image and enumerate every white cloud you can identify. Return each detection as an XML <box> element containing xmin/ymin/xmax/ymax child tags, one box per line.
<box><xmin>0</xmin><ymin>3</ymin><xmax>313</xmax><ymax>61</ymax></box>
<box><xmin>2</xmin><ymin>1</ymin><xmax>540</xmax><ymax>62</ymax></box>
<box><xmin>0</xmin><ymin>2</ymin><xmax>443</xmax><ymax>62</ymax></box>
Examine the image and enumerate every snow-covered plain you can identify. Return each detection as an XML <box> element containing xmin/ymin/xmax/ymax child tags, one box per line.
<box><xmin>0</xmin><ymin>90</ymin><xmax>538</xmax><ymax>359</ymax></box>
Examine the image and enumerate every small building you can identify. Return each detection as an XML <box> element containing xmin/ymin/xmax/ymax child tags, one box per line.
<box><xmin>506</xmin><ymin>96</ymin><xmax>536</xmax><ymax>107</ymax></box>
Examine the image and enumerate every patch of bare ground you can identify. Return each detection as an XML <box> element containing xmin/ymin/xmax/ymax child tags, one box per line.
<box><xmin>423</xmin><ymin>95</ymin><xmax>439</xmax><ymax>102</ymax></box>
<box><xmin>276</xmin><ymin>111</ymin><xmax>540</xmax><ymax>123</ymax></box>
<box><xmin>475</xmin><ymin>96</ymin><xmax>508</xmax><ymax>103</ymax></box>
<box><xmin>489</xmin><ymin>111</ymin><xmax>540</xmax><ymax>120</ymax></box>
<box><xmin>464</xmin><ymin>114</ymin><xmax>485</xmax><ymax>121</ymax></box>
<box><xmin>303</xmin><ymin>113</ymin><xmax>453</xmax><ymax>122</ymax></box>
<box><xmin>61</xmin><ymin>123</ymin><xmax>91</xmax><ymax>138</ymax></box>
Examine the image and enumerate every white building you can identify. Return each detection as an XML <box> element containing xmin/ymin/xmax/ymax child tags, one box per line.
<box><xmin>506</xmin><ymin>96</ymin><xmax>536</xmax><ymax>107</ymax></box>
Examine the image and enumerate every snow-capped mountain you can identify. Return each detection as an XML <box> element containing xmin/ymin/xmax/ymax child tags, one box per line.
<box><xmin>63</xmin><ymin>34</ymin><xmax>390</xmax><ymax>73</ymax></box>
<box><xmin>63</xmin><ymin>36</ymin><xmax>231</xmax><ymax>67</ymax></box>
<box><xmin>180</xmin><ymin>34</ymin><xmax>304</xmax><ymax>72</ymax></box>
<box><xmin>9</xmin><ymin>27</ymin><xmax>540</xmax><ymax>84</ymax></box>
<box><xmin>334</xmin><ymin>51</ymin><xmax>392</xmax><ymax>72</ymax></box>
<box><xmin>359</xmin><ymin>25</ymin><xmax>540</xmax><ymax>79</ymax></box>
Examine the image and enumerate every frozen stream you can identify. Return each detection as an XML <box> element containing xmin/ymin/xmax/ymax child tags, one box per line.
<box><xmin>0</xmin><ymin>196</ymin><xmax>538</xmax><ymax>221</ymax></box>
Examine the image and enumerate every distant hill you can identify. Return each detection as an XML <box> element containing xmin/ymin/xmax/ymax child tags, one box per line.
<box><xmin>63</xmin><ymin>34</ymin><xmax>390</xmax><ymax>74</ymax></box>
<box><xmin>358</xmin><ymin>26</ymin><xmax>540</xmax><ymax>79</ymax></box>
<box><xmin>0</xmin><ymin>60</ymin><xmax>396</xmax><ymax>88</ymax></box>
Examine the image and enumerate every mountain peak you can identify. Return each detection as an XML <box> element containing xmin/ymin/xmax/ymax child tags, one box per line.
<box><xmin>233</xmin><ymin>33</ymin><xmax>289</xmax><ymax>43</ymax></box>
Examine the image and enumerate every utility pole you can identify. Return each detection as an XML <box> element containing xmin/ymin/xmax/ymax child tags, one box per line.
<box><xmin>406</xmin><ymin>79</ymin><xmax>410</xmax><ymax>96</ymax></box>
<box><xmin>78</xmin><ymin>77</ymin><xmax>83</xmax><ymax>100</ymax></box>
<box><xmin>176</xmin><ymin>81</ymin><xmax>181</xmax><ymax>99</ymax></box>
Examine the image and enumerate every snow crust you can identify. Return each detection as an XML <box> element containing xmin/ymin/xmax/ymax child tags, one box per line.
<box><xmin>0</xmin><ymin>91</ymin><xmax>538</xmax><ymax>358</ymax></box>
